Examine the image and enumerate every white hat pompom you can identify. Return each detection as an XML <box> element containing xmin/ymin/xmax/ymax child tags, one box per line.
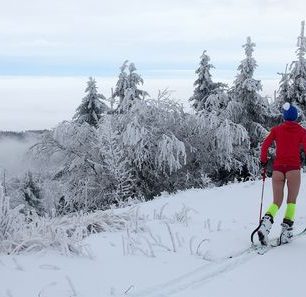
<box><xmin>283</xmin><ymin>102</ymin><xmax>290</xmax><ymax>111</ymax></box>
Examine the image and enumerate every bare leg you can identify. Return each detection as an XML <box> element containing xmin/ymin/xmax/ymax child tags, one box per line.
<box><xmin>286</xmin><ymin>170</ymin><xmax>301</xmax><ymax>204</ymax></box>
<box><xmin>272</xmin><ymin>171</ymin><xmax>286</xmax><ymax>208</ymax></box>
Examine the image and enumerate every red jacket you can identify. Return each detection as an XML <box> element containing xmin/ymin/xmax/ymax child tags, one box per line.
<box><xmin>260</xmin><ymin>121</ymin><xmax>306</xmax><ymax>167</ymax></box>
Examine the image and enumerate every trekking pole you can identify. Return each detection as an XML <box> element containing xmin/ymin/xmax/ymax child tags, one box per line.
<box><xmin>250</xmin><ymin>167</ymin><xmax>267</xmax><ymax>244</ymax></box>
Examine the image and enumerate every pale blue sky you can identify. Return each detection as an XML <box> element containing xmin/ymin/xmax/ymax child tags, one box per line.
<box><xmin>1</xmin><ymin>0</ymin><xmax>305</xmax><ymax>78</ymax></box>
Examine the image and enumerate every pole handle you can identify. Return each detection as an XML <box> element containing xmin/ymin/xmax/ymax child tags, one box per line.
<box><xmin>262</xmin><ymin>167</ymin><xmax>267</xmax><ymax>182</ymax></box>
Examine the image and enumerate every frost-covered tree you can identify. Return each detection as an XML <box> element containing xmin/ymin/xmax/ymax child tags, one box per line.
<box><xmin>112</xmin><ymin>60</ymin><xmax>129</xmax><ymax>105</ymax></box>
<box><xmin>97</xmin><ymin>115</ymin><xmax>134</xmax><ymax>203</ymax></box>
<box><xmin>289</xmin><ymin>21</ymin><xmax>306</xmax><ymax>117</ymax></box>
<box><xmin>189</xmin><ymin>50</ymin><xmax>225</xmax><ymax>112</ymax></box>
<box><xmin>278</xmin><ymin>65</ymin><xmax>291</xmax><ymax>105</ymax></box>
<box><xmin>113</xmin><ymin>61</ymin><xmax>148</xmax><ymax>113</ymax></box>
<box><xmin>73</xmin><ymin>77</ymin><xmax>109</xmax><ymax>127</ymax></box>
<box><xmin>113</xmin><ymin>90</ymin><xmax>187</xmax><ymax>198</ymax></box>
<box><xmin>187</xmin><ymin>50</ymin><xmax>253</xmax><ymax>183</ymax></box>
<box><xmin>30</xmin><ymin>121</ymin><xmax>104</xmax><ymax>212</ymax></box>
<box><xmin>229</xmin><ymin>37</ymin><xmax>271</xmax><ymax>178</ymax></box>
<box><xmin>270</xmin><ymin>65</ymin><xmax>291</xmax><ymax>124</ymax></box>
<box><xmin>230</xmin><ymin>37</ymin><xmax>269</xmax><ymax>149</ymax></box>
<box><xmin>196</xmin><ymin>88</ymin><xmax>253</xmax><ymax>182</ymax></box>
<box><xmin>30</xmin><ymin>118</ymin><xmax>135</xmax><ymax>212</ymax></box>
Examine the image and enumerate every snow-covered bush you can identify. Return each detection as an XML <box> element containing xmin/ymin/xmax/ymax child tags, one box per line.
<box><xmin>29</xmin><ymin>121</ymin><xmax>108</xmax><ymax>212</ymax></box>
<box><xmin>115</xmin><ymin>92</ymin><xmax>188</xmax><ymax>198</ymax></box>
<box><xmin>0</xmin><ymin>182</ymin><xmax>138</xmax><ymax>255</ymax></box>
<box><xmin>97</xmin><ymin>114</ymin><xmax>134</xmax><ymax>203</ymax></box>
<box><xmin>0</xmin><ymin>186</ymin><xmax>24</xmax><ymax>245</ymax></box>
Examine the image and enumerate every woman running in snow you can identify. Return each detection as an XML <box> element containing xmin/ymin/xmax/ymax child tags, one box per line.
<box><xmin>258</xmin><ymin>102</ymin><xmax>306</xmax><ymax>245</ymax></box>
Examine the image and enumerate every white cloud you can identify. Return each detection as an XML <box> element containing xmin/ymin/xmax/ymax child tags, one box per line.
<box><xmin>0</xmin><ymin>0</ymin><xmax>305</xmax><ymax>67</ymax></box>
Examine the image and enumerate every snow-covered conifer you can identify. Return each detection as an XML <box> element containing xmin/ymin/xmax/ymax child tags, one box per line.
<box><xmin>270</xmin><ymin>65</ymin><xmax>291</xmax><ymax>123</ymax></box>
<box><xmin>278</xmin><ymin>65</ymin><xmax>291</xmax><ymax>105</ymax></box>
<box><xmin>190</xmin><ymin>50</ymin><xmax>225</xmax><ymax>112</ymax></box>
<box><xmin>112</xmin><ymin>60</ymin><xmax>129</xmax><ymax>105</ymax></box>
<box><xmin>73</xmin><ymin>77</ymin><xmax>109</xmax><ymax>127</ymax></box>
<box><xmin>113</xmin><ymin>61</ymin><xmax>148</xmax><ymax>113</ymax></box>
<box><xmin>230</xmin><ymin>37</ymin><xmax>269</xmax><ymax>148</ymax></box>
<box><xmin>227</xmin><ymin>37</ymin><xmax>272</xmax><ymax>179</ymax></box>
<box><xmin>289</xmin><ymin>21</ymin><xmax>306</xmax><ymax>116</ymax></box>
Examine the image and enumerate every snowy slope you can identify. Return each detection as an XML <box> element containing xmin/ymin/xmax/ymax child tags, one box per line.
<box><xmin>2</xmin><ymin>175</ymin><xmax>306</xmax><ymax>297</ymax></box>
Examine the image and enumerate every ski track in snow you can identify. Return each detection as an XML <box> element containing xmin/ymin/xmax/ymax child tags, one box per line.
<box><xmin>131</xmin><ymin>230</ymin><xmax>306</xmax><ymax>297</ymax></box>
<box><xmin>129</xmin><ymin>253</ymin><xmax>255</xmax><ymax>297</ymax></box>
<box><xmin>129</xmin><ymin>232</ymin><xmax>289</xmax><ymax>297</ymax></box>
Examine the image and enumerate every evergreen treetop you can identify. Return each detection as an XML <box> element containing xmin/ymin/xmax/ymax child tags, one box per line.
<box><xmin>289</xmin><ymin>21</ymin><xmax>306</xmax><ymax>113</ymax></box>
<box><xmin>113</xmin><ymin>61</ymin><xmax>148</xmax><ymax>113</ymax></box>
<box><xmin>230</xmin><ymin>37</ymin><xmax>269</xmax><ymax>151</ymax></box>
<box><xmin>190</xmin><ymin>50</ymin><xmax>225</xmax><ymax>112</ymax></box>
<box><xmin>73</xmin><ymin>77</ymin><xmax>109</xmax><ymax>127</ymax></box>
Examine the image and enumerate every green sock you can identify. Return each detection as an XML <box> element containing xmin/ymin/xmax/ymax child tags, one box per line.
<box><xmin>266</xmin><ymin>203</ymin><xmax>279</xmax><ymax>218</ymax></box>
<box><xmin>285</xmin><ymin>203</ymin><xmax>296</xmax><ymax>221</ymax></box>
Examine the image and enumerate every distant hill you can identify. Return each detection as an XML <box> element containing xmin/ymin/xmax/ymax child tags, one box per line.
<box><xmin>0</xmin><ymin>130</ymin><xmax>48</xmax><ymax>141</ymax></box>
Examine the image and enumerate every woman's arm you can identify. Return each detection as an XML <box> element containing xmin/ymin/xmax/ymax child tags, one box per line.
<box><xmin>260</xmin><ymin>128</ymin><xmax>275</xmax><ymax>164</ymax></box>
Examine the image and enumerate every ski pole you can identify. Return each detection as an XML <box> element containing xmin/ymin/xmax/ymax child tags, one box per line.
<box><xmin>251</xmin><ymin>167</ymin><xmax>266</xmax><ymax>244</ymax></box>
<box><xmin>258</xmin><ymin>167</ymin><xmax>266</xmax><ymax>224</ymax></box>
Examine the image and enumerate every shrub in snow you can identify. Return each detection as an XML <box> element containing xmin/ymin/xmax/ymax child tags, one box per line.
<box><xmin>30</xmin><ymin>121</ymin><xmax>108</xmax><ymax>212</ymax></box>
<box><xmin>0</xmin><ymin>182</ymin><xmax>137</xmax><ymax>255</ymax></box>
<box><xmin>97</xmin><ymin>115</ymin><xmax>134</xmax><ymax>204</ymax></box>
<box><xmin>0</xmin><ymin>185</ymin><xmax>85</xmax><ymax>255</ymax></box>
<box><xmin>116</xmin><ymin>90</ymin><xmax>190</xmax><ymax>197</ymax></box>
<box><xmin>0</xmin><ymin>186</ymin><xmax>24</xmax><ymax>247</ymax></box>
<box><xmin>198</xmin><ymin>109</ymin><xmax>251</xmax><ymax>183</ymax></box>
<box><xmin>155</xmin><ymin>133</ymin><xmax>186</xmax><ymax>175</ymax></box>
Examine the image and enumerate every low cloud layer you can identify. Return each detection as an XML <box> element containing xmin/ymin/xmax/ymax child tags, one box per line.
<box><xmin>0</xmin><ymin>136</ymin><xmax>37</xmax><ymax>177</ymax></box>
<box><xmin>0</xmin><ymin>76</ymin><xmax>278</xmax><ymax>131</ymax></box>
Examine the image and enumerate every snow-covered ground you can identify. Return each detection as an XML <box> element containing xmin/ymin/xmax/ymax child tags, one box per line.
<box><xmin>2</xmin><ymin>175</ymin><xmax>306</xmax><ymax>297</ymax></box>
